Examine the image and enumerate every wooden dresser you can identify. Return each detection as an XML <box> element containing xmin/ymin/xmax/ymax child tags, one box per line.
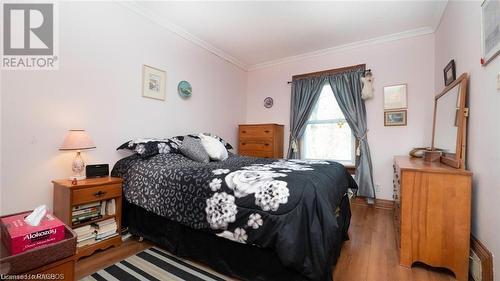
<box><xmin>238</xmin><ymin>124</ymin><xmax>284</xmax><ymax>158</ymax></box>
<box><xmin>393</xmin><ymin>156</ymin><xmax>472</xmax><ymax>281</ymax></box>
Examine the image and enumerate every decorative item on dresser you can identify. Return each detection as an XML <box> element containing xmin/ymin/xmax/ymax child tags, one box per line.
<box><xmin>392</xmin><ymin>156</ymin><xmax>472</xmax><ymax>281</ymax></box>
<box><xmin>53</xmin><ymin>177</ymin><xmax>123</xmax><ymax>260</ymax></box>
<box><xmin>238</xmin><ymin>124</ymin><xmax>284</xmax><ymax>158</ymax></box>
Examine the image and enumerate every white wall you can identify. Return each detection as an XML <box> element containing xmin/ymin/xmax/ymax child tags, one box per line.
<box><xmin>0</xmin><ymin>2</ymin><xmax>247</xmax><ymax>214</ymax></box>
<box><xmin>246</xmin><ymin>35</ymin><xmax>436</xmax><ymax>200</ymax></box>
<box><xmin>434</xmin><ymin>1</ymin><xmax>500</xmax><ymax>276</ymax></box>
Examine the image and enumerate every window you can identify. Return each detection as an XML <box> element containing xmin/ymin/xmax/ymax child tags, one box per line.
<box><xmin>301</xmin><ymin>83</ymin><xmax>355</xmax><ymax>165</ymax></box>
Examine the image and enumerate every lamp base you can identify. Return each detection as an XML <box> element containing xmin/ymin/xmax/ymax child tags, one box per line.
<box><xmin>70</xmin><ymin>151</ymin><xmax>86</xmax><ymax>181</ymax></box>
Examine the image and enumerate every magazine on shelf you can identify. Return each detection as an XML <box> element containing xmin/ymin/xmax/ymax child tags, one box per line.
<box><xmin>72</xmin><ymin>201</ymin><xmax>100</xmax><ymax>211</ymax></box>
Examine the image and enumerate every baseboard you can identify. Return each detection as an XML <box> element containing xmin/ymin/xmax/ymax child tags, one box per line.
<box><xmin>351</xmin><ymin>197</ymin><xmax>394</xmax><ymax>211</ymax></box>
<box><xmin>470</xmin><ymin>235</ymin><xmax>493</xmax><ymax>281</ymax></box>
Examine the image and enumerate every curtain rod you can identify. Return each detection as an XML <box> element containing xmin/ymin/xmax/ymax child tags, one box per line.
<box><xmin>286</xmin><ymin>64</ymin><xmax>367</xmax><ymax>84</ymax></box>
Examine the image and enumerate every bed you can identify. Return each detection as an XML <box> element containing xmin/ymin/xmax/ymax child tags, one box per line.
<box><xmin>112</xmin><ymin>151</ymin><xmax>357</xmax><ymax>281</ymax></box>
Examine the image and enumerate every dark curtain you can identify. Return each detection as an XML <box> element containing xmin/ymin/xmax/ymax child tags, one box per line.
<box><xmin>287</xmin><ymin>76</ymin><xmax>325</xmax><ymax>159</ymax></box>
<box><xmin>327</xmin><ymin>69</ymin><xmax>375</xmax><ymax>198</ymax></box>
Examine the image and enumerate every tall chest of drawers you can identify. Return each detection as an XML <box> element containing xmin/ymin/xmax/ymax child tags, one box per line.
<box><xmin>393</xmin><ymin>156</ymin><xmax>472</xmax><ymax>281</ymax></box>
<box><xmin>238</xmin><ymin>124</ymin><xmax>284</xmax><ymax>158</ymax></box>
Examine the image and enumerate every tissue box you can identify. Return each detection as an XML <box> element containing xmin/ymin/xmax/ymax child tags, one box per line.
<box><xmin>0</xmin><ymin>211</ymin><xmax>65</xmax><ymax>255</ymax></box>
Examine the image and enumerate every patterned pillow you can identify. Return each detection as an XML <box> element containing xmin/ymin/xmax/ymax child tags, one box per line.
<box><xmin>185</xmin><ymin>133</ymin><xmax>233</xmax><ymax>150</ymax></box>
<box><xmin>116</xmin><ymin>138</ymin><xmax>181</xmax><ymax>157</ymax></box>
<box><xmin>179</xmin><ymin>136</ymin><xmax>210</xmax><ymax>163</ymax></box>
<box><xmin>116</xmin><ymin>133</ymin><xmax>231</xmax><ymax>158</ymax></box>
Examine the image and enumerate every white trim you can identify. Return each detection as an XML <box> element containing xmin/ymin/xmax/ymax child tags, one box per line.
<box><xmin>115</xmin><ymin>1</ymin><xmax>447</xmax><ymax>72</ymax></box>
<box><xmin>248</xmin><ymin>27</ymin><xmax>435</xmax><ymax>71</ymax></box>
<box><xmin>432</xmin><ymin>0</ymin><xmax>449</xmax><ymax>31</ymax></box>
<box><xmin>115</xmin><ymin>1</ymin><xmax>249</xmax><ymax>71</ymax></box>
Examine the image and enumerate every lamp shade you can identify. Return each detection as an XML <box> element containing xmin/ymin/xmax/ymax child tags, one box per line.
<box><xmin>59</xmin><ymin>129</ymin><xmax>96</xmax><ymax>151</ymax></box>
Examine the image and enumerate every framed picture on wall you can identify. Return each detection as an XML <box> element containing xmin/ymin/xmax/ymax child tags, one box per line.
<box><xmin>384</xmin><ymin>110</ymin><xmax>407</xmax><ymax>126</ymax></box>
<box><xmin>383</xmin><ymin>84</ymin><xmax>407</xmax><ymax>110</ymax></box>
<box><xmin>142</xmin><ymin>65</ymin><xmax>166</xmax><ymax>100</ymax></box>
<box><xmin>481</xmin><ymin>0</ymin><xmax>500</xmax><ymax>66</ymax></box>
<box><xmin>443</xmin><ymin>60</ymin><xmax>456</xmax><ymax>86</ymax></box>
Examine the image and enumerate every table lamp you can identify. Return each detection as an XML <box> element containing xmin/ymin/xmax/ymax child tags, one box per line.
<box><xmin>59</xmin><ymin>129</ymin><xmax>96</xmax><ymax>180</ymax></box>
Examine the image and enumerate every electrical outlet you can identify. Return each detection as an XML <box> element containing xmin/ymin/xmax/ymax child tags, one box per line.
<box><xmin>375</xmin><ymin>183</ymin><xmax>381</xmax><ymax>193</ymax></box>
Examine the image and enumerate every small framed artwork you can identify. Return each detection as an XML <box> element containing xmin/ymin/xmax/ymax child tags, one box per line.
<box><xmin>264</xmin><ymin>97</ymin><xmax>274</xmax><ymax>108</ymax></box>
<box><xmin>384</xmin><ymin>110</ymin><xmax>407</xmax><ymax>126</ymax></box>
<box><xmin>481</xmin><ymin>0</ymin><xmax>500</xmax><ymax>66</ymax></box>
<box><xmin>443</xmin><ymin>60</ymin><xmax>456</xmax><ymax>86</ymax></box>
<box><xmin>142</xmin><ymin>65</ymin><xmax>166</xmax><ymax>101</ymax></box>
<box><xmin>383</xmin><ymin>84</ymin><xmax>407</xmax><ymax>110</ymax></box>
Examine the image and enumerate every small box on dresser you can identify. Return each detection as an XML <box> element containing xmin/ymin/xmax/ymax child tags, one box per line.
<box><xmin>53</xmin><ymin>177</ymin><xmax>123</xmax><ymax>260</ymax></box>
<box><xmin>393</xmin><ymin>156</ymin><xmax>472</xmax><ymax>281</ymax></box>
<box><xmin>238</xmin><ymin>124</ymin><xmax>284</xmax><ymax>158</ymax></box>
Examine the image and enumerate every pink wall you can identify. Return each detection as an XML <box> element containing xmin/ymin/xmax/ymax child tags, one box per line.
<box><xmin>0</xmin><ymin>2</ymin><xmax>247</xmax><ymax>214</ymax></box>
<box><xmin>434</xmin><ymin>1</ymin><xmax>500</xmax><ymax>275</ymax></box>
<box><xmin>246</xmin><ymin>34</ymin><xmax>436</xmax><ymax>200</ymax></box>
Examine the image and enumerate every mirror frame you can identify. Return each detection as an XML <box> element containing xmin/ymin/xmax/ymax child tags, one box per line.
<box><xmin>431</xmin><ymin>72</ymin><xmax>468</xmax><ymax>169</ymax></box>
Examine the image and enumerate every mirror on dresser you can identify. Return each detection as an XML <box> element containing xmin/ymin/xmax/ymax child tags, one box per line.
<box><xmin>431</xmin><ymin>73</ymin><xmax>469</xmax><ymax>169</ymax></box>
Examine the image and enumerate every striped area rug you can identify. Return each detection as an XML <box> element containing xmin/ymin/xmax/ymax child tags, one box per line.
<box><xmin>80</xmin><ymin>247</ymin><xmax>228</xmax><ymax>281</ymax></box>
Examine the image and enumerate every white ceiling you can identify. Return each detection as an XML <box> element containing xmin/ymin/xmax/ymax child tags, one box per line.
<box><xmin>127</xmin><ymin>1</ymin><xmax>448</xmax><ymax>70</ymax></box>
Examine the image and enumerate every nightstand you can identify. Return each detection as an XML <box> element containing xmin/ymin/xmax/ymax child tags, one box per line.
<box><xmin>52</xmin><ymin>177</ymin><xmax>123</xmax><ymax>260</ymax></box>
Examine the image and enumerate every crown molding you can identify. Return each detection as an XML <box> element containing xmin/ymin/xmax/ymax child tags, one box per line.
<box><xmin>432</xmin><ymin>0</ymin><xmax>449</xmax><ymax>32</ymax></box>
<box><xmin>115</xmin><ymin>1</ymin><xmax>250</xmax><ymax>71</ymax></box>
<box><xmin>116</xmin><ymin>1</ymin><xmax>445</xmax><ymax>72</ymax></box>
<box><xmin>248</xmin><ymin>27</ymin><xmax>435</xmax><ymax>71</ymax></box>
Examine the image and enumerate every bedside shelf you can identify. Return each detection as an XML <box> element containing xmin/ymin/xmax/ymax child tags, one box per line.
<box><xmin>76</xmin><ymin>235</ymin><xmax>121</xmax><ymax>259</ymax></box>
<box><xmin>71</xmin><ymin>214</ymin><xmax>115</xmax><ymax>228</ymax></box>
<box><xmin>53</xmin><ymin>176</ymin><xmax>123</xmax><ymax>260</ymax></box>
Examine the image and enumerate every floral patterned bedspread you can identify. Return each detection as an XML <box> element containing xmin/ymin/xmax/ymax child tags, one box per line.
<box><xmin>112</xmin><ymin>152</ymin><xmax>357</xmax><ymax>281</ymax></box>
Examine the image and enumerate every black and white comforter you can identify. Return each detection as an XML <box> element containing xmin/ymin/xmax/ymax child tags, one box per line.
<box><xmin>112</xmin><ymin>153</ymin><xmax>357</xmax><ymax>281</ymax></box>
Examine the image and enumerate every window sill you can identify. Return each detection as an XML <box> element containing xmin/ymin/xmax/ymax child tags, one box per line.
<box><xmin>344</xmin><ymin>164</ymin><xmax>356</xmax><ymax>175</ymax></box>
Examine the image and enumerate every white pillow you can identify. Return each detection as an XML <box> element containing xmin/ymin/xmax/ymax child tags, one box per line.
<box><xmin>199</xmin><ymin>134</ymin><xmax>228</xmax><ymax>161</ymax></box>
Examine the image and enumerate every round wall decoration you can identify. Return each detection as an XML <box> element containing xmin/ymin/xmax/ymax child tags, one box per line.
<box><xmin>178</xmin><ymin>81</ymin><xmax>192</xmax><ymax>98</ymax></box>
<box><xmin>264</xmin><ymin>97</ymin><xmax>274</xmax><ymax>108</ymax></box>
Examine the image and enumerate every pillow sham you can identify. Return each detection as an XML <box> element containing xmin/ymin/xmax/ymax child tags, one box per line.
<box><xmin>199</xmin><ymin>134</ymin><xmax>228</xmax><ymax>161</ymax></box>
<box><xmin>116</xmin><ymin>137</ymin><xmax>181</xmax><ymax>157</ymax></box>
<box><xmin>187</xmin><ymin>133</ymin><xmax>233</xmax><ymax>150</ymax></box>
<box><xmin>116</xmin><ymin>133</ymin><xmax>231</xmax><ymax>158</ymax></box>
<box><xmin>179</xmin><ymin>136</ymin><xmax>210</xmax><ymax>163</ymax></box>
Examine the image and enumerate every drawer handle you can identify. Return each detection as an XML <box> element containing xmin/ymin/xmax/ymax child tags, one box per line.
<box><xmin>264</xmin><ymin>143</ymin><xmax>270</xmax><ymax>146</ymax></box>
<box><xmin>242</xmin><ymin>130</ymin><xmax>247</xmax><ymax>133</ymax></box>
<box><xmin>264</xmin><ymin>130</ymin><xmax>270</xmax><ymax>133</ymax></box>
<box><xmin>242</xmin><ymin>143</ymin><xmax>246</xmax><ymax>145</ymax></box>
<box><xmin>93</xmin><ymin>191</ymin><xmax>107</xmax><ymax>197</ymax></box>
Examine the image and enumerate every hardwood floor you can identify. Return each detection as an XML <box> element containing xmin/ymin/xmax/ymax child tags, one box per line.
<box><xmin>75</xmin><ymin>237</ymin><xmax>152</xmax><ymax>280</ymax></box>
<box><xmin>76</xmin><ymin>204</ymin><xmax>457</xmax><ymax>280</ymax></box>
<box><xmin>333</xmin><ymin>204</ymin><xmax>456</xmax><ymax>281</ymax></box>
